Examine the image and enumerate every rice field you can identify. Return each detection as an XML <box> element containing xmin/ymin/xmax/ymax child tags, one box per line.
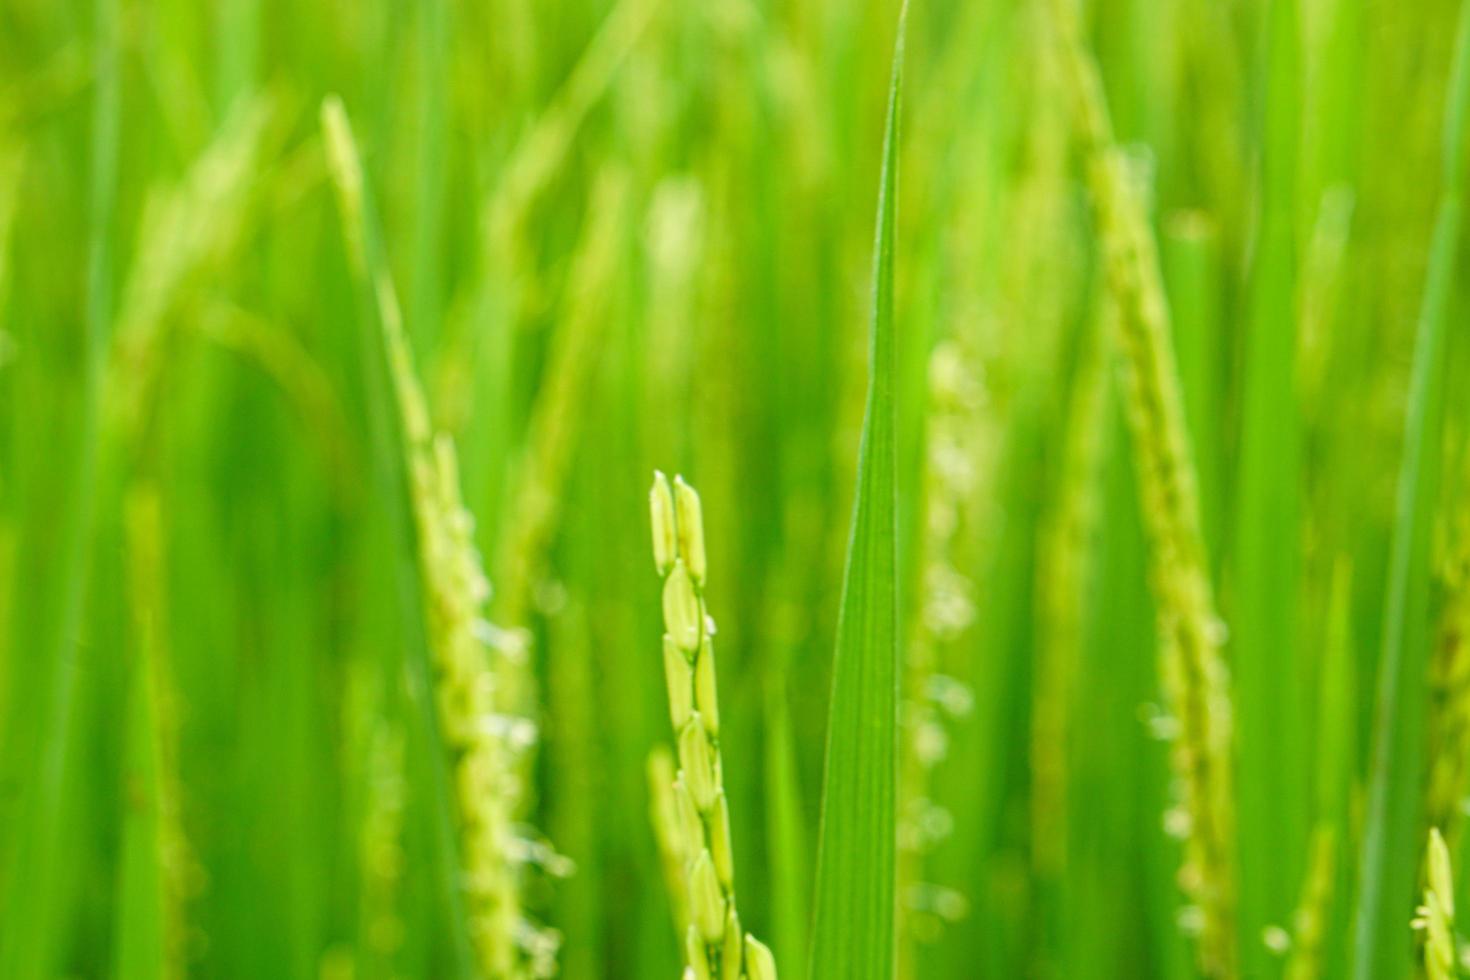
<box><xmin>4</xmin><ymin>0</ymin><xmax>1470</xmax><ymax>977</ymax></box>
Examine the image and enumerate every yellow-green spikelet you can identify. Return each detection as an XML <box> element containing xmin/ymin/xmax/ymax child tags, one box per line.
<box><xmin>649</xmin><ymin>472</ymin><xmax>777</xmax><ymax>980</ymax></box>
<box><xmin>1414</xmin><ymin>828</ymin><xmax>1459</xmax><ymax>980</ymax></box>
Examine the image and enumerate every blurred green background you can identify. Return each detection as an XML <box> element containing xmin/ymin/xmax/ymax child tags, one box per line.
<box><xmin>4</xmin><ymin>0</ymin><xmax>1470</xmax><ymax>976</ymax></box>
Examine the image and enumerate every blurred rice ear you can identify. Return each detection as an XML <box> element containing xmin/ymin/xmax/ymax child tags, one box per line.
<box><xmin>113</xmin><ymin>487</ymin><xmax>191</xmax><ymax>980</ymax></box>
<box><xmin>1045</xmin><ymin>0</ymin><xmax>1237</xmax><ymax>972</ymax></box>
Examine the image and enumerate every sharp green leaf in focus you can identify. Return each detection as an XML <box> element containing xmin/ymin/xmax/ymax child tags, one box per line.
<box><xmin>809</xmin><ymin>7</ymin><xmax>906</xmax><ymax>979</ymax></box>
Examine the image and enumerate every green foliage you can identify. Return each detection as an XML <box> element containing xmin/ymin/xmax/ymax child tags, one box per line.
<box><xmin>808</xmin><ymin>8</ymin><xmax>905</xmax><ymax>979</ymax></box>
<box><xmin>1351</xmin><ymin>3</ymin><xmax>1470</xmax><ymax>976</ymax></box>
<box><xmin>0</xmin><ymin>0</ymin><xmax>119</xmax><ymax>974</ymax></box>
<box><xmin>3</xmin><ymin>0</ymin><xmax>1470</xmax><ymax>977</ymax></box>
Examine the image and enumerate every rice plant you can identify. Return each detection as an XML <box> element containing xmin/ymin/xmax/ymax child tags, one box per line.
<box><xmin>7</xmin><ymin>0</ymin><xmax>1470</xmax><ymax>977</ymax></box>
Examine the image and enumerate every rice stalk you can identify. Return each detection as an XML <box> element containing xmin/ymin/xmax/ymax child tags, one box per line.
<box><xmin>648</xmin><ymin>471</ymin><xmax>777</xmax><ymax>980</ymax></box>
<box><xmin>1031</xmin><ymin>300</ymin><xmax>1111</xmax><ymax>883</ymax></box>
<box><xmin>114</xmin><ymin>486</ymin><xmax>194</xmax><ymax>980</ymax></box>
<box><xmin>323</xmin><ymin>96</ymin><xmax>564</xmax><ymax>979</ymax></box>
<box><xmin>1044</xmin><ymin>1</ymin><xmax>1237</xmax><ymax>974</ymax></box>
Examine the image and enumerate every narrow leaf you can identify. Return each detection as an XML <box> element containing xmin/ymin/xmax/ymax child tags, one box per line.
<box><xmin>808</xmin><ymin>8</ymin><xmax>906</xmax><ymax>979</ymax></box>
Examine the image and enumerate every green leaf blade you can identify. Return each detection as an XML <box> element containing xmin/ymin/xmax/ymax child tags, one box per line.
<box><xmin>808</xmin><ymin>9</ymin><xmax>905</xmax><ymax>979</ymax></box>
